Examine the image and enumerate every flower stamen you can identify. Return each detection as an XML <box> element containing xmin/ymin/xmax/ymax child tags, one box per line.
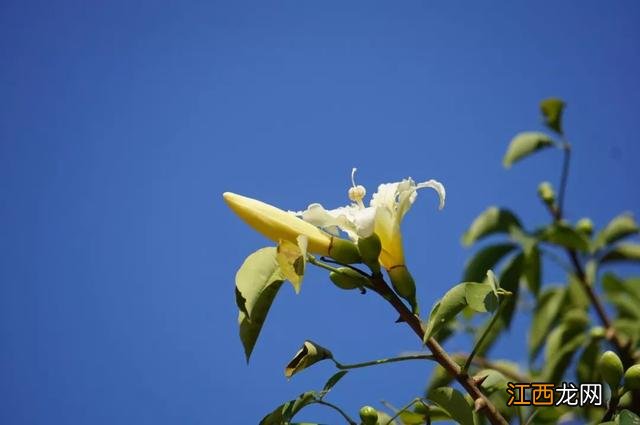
<box><xmin>348</xmin><ymin>167</ymin><xmax>366</xmax><ymax>208</ymax></box>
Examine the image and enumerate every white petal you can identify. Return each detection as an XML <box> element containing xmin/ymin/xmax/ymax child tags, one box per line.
<box><xmin>416</xmin><ymin>179</ymin><xmax>446</xmax><ymax>210</ymax></box>
<box><xmin>351</xmin><ymin>206</ymin><xmax>377</xmax><ymax>238</ymax></box>
<box><xmin>370</xmin><ymin>182</ymin><xmax>400</xmax><ymax>210</ymax></box>
<box><xmin>295</xmin><ymin>203</ymin><xmax>360</xmax><ymax>240</ymax></box>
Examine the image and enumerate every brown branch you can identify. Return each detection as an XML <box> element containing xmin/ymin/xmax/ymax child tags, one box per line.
<box><xmin>369</xmin><ymin>275</ymin><xmax>509</xmax><ymax>425</ymax></box>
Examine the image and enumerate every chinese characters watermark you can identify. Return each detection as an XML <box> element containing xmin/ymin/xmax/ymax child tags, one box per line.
<box><xmin>506</xmin><ymin>382</ymin><xmax>602</xmax><ymax>407</ymax></box>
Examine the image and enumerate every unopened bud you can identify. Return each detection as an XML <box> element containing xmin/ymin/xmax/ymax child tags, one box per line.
<box><xmin>358</xmin><ymin>233</ymin><xmax>382</xmax><ymax>273</ymax></box>
<box><xmin>329</xmin><ymin>237</ymin><xmax>362</xmax><ymax>264</ymax></box>
<box><xmin>330</xmin><ymin>267</ymin><xmax>368</xmax><ymax>290</ymax></box>
<box><xmin>388</xmin><ymin>266</ymin><xmax>418</xmax><ymax>314</ymax></box>
<box><xmin>537</xmin><ymin>182</ymin><xmax>555</xmax><ymax>205</ymax></box>
<box><xmin>576</xmin><ymin>218</ymin><xmax>594</xmax><ymax>236</ymax></box>
<box><xmin>599</xmin><ymin>350</ymin><xmax>624</xmax><ymax>390</ymax></box>
<box><xmin>623</xmin><ymin>364</ymin><xmax>640</xmax><ymax>390</ymax></box>
<box><xmin>590</xmin><ymin>326</ymin><xmax>606</xmax><ymax>339</ymax></box>
<box><xmin>359</xmin><ymin>405</ymin><xmax>378</xmax><ymax>425</ymax></box>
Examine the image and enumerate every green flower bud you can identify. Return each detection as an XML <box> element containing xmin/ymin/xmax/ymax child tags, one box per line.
<box><xmin>359</xmin><ymin>405</ymin><xmax>378</xmax><ymax>425</ymax></box>
<box><xmin>329</xmin><ymin>267</ymin><xmax>368</xmax><ymax>290</ymax></box>
<box><xmin>358</xmin><ymin>234</ymin><xmax>382</xmax><ymax>273</ymax></box>
<box><xmin>329</xmin><ymin>237</ymin><xmax>362</xmax><ymax>265</ymax></box>
<box><xmin>590</xmin><ymin>326</ymin><xmax>606</xmax><ymax>339</ymax></box>
<box><xmin>623</xmin><ymin>364</ymin><xmax>640</xmax><ymax>390</ymax></box>
<box><xmin>576</xmin><ymin>218</ymin><xmax>594</xmax><ymax>236</ymax></box>
<box><xmin>388</xmin><ymin>265</ymin><xmax>418</xmax><ymax>314</ymax></box>
<box><xmin>537</xmin><ymin>181</ymin><xmax>555</xmax><ymax>205</ymax></box>
<box><xmin>598</xmin><ymin>350</ymin><xmax>624</xmax><ymax>390</ymax></box>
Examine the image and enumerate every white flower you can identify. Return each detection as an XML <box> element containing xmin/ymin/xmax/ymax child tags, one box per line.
<box><xmin>295</xmin><ymin>168</ymin><xmax>445</xmax><ymax>269</ymax></box>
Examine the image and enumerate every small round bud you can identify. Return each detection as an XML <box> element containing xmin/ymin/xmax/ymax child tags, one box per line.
<box><xmin>329</xmin><ymin>267</ymin><xmax>368</xmax><ymax>290</ymax></box>
<box><xmin>623</xmin><ymin>364</ymin><xmax>640</xmax><ymax>390</ymax></box>
<box><xmin>598</xmin><ymin>350</ymin><xmax>624</xmax><ymax>390</ymax></box>
<box><xmin>359</xmin><ymin>405</ymin><xmax>378</xmax><ymax>425</ymax></box>
<box><xmin>576</xmin><ymin>218</ymin><xmax>594</xmax><ymax>236</ymax></box>
<box><xmin>590</xmin><ymin>326</ymin><xmax>606</xmax><ymax>339</ymax></box>
<box><xmin>537</xmin><ymin>181</ymin><xmax>556</xmax><ymax>204</ymax></box>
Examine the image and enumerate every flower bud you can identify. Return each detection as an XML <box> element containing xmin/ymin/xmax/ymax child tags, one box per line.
<box><xmin>329</xmin><ymin>237</ymin><xmax>362</xmax><ymax>265</ymax></box>
<box><xmin>359</xmin><ymin>406</ymin><xmax>378</xmax><ymax>425</ymax></box>
<box><xmin>576</xmin><ymin>218</ymin><xmax>594</xmax><ymax>236</ymax></box>
<box><xmin>537</xmin><ymin>182</ymin><xmax>555</xmax><ymax>205</ymax></box>
<box><xmin>223</xmin><ymin>192</ymin><xmax>332</xmax><ymax>254</ymax></box>
<box><xmin>590</xmin><ymin>326</ymin><xmax>606</xmax><ymax>339</ymax></box>
<box><xmin>623</xmin><ymin>364</ymin><xmax>640</xmax><ymax>390</ymax></box>
<box><xmin>330</xmin><ymin>267</ymin><xmax>368</xmax><ymax>290</ymax></box>
<box><xmin>358</xmin><ymin>233</ymin><xmax>382</xmax><ymax>273</ymax></box>
<box><xmin>598</xmin><ymin>350</ymin><xmax>624</xmax><ymax>390</ymax></box>
<box><xmin>388</xmin><ymin>265</ymin><xmax>418</xmax><ymax>314</ymax></box>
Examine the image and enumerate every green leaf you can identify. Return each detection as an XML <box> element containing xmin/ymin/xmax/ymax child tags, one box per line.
<box><xmin>465</xmin><ymin>282</ymin><xmax>499</xmax><ymax>313</ymax></box>
<box><xmin>477</xmin><ymin>369</ymin><xmax>508</xmax><ymax>395</ymax></box>
<box><xmin>618</xmin><ymin>409</ymin><xmax>640</xmax><ymax>425</ymax></box>
<box><xmin>475</xmin><ymin>254</ymin><xmax>522</xmax><ymax>356</ymax></box>
<box><xmin>284</xmin><ymin>340</ymin><xmax>333</xmax><ymax>378</ymax></box>
<box><xmin>277</xmin><ymin>238</ymin><xmax>307</xmax><ymax>293</ymax></box>
<box><xmin>426</xmin><ymin>364</ymin><xmax>457</xmax><ymax>395</ymax></box>
<box><xmin>462</xmin><ymin>243</ymin><xmax>517</xmax><ymax>282</ymax></box>
<box><xmin>595</xmin><ymin>213</ymin><xmax>639</xmax><ymax>250</ymax></box>
<box><xmin>540</xmin><ymin>310</ymin><xmax>589</xmax><ymax>383</ymax></box>
<box><xmin>235</xmin><ymin>247</ymin><xmax>286</xmax><ymax>361</ymax></box>
<box><xmin>603</xmin><ymin>273</ymin><xmax>640</xmax><ymax>303</ymax></box>
<box><xmin>321</xmin><ymin>370</ymin><xmax>348</xmax><ymax>395</ymax></box>
<box><xmin>529</xmin><ymin>287</ymin><xmax>566</xmax><ymax>360</ymax></box>
<box><xmin>539</xmin><ymin>326</ymin><xmax>587</xmax><ymax>383</ymax></box>
<box><xmin>424</xmin><ymin>284</ymin><xmax>467</xmax><ymax>341</ymax></box>
<box><xmin>601</xmin><ymin>243</ymin><xmax>640</xmax><ymax>264</ymax></box>
<box><xmin>260</xmin><ymin>391</ymin><xmax>317</xmax><ymax>425</ymax></box>
<box><xmin>503</xmin><ymin>131</ymin><xmax>555</xmax><ymax>168</ymax></box>
<box><xmin>427</xmin><ymin>387</ymin><xmax>474</xmax><ymax>425</ymax></box>
<box><xmin>577</xmin><ymin>338</ymin><xmax>600</xmax><ymax>385</ymax></box>
<box><xmin>424</xmin><ymin>282</ymin><xmax>498</xmax><ymax>341</ymax></box>
<box><xmin>523</xmin><ymin>244</ymin><xmax>541</xmax><ymax>296</ymax></box>
<box><xmin>462</xmin><ymin>207</ymin><xmax>522</xmax><ymax>246</ymax></box>
<box><xmin>540</xmin><ymin>97</ymin><xmax>566</xmax><ymax>134</ymax></box>
<box><xmin>541</xmin><ymin>222</ymin><xmax>590</xmax><ymax>252</ymax></box>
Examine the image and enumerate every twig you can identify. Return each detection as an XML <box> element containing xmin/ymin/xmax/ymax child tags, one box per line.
<box><xmin>333</xmin><ymin>354</ymin><xmax>435</xmax><ymax>370</ymax></box>
<box><xmin>313</xmin><ymin>400</ymin><xmax>357</xmax><ymax>425</ymax></box>
<box><xmin>369</xmin><ymin>275</ymin><xmax>509</xmax><ymax>425</ymax></box>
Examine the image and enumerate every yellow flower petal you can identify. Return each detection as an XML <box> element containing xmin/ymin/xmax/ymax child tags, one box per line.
<box><xmin>223</xmin><ymin>192</ymin><xmax>332</xmax><ymax>255</ymax></box>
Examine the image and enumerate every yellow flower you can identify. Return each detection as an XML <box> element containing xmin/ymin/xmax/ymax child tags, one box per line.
<box><xmin>223</xmin><ymin>192</ymin><xmax>360</xmax><ymax>263</ymax></box>
<box><xmin>296</xmin><ymin>169</ymin><xmax>445</xmax><ymax>270</ymax></box>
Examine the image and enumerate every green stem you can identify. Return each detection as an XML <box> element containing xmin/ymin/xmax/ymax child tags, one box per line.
<box><xmin>313</xmin><ymin>400</ymin><xmax>357</xmax><ymax>425</ymax></box>
<box><xmin>333</xmin><ymin>353</ymin><xmax>435</xmax><ymax>370</ymax></box>
<box><xmin>383</xmin><ymin>398</ymin><xmax>423</xmax><ymax>425</ymax></box>
<box><xmin>462</xmin><ymin>302</ymin><xmax>504</xmax><ymax>374</ymax></box>
<box><xmin>308</xmin><ymin>255</ymin><xmax>343</xmax><ymax>274</ymax></box>
<box><xmin>556</xmin><ymin>141</ymin><xmax>571</xmax><ymax>221</ymax></box>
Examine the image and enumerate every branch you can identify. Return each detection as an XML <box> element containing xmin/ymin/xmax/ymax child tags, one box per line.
<box><xmin>369</xmin><ymin>274</ymin><xmax>509</xmax><ymax>425</ymax></box>
<box><xmin>333</xmin><ymin>353</ymin><xmax>435</xmax><ymax>370</ymax></box>
<box><xmin>544</xmin><ymin>144</ymin><xmax>636</xmax><ymax>367</ymax></box>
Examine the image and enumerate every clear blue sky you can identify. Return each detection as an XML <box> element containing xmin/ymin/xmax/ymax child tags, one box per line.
<box><xmin>1</xmin><ymin>1</ymin><xmax>639</xmax><ymax>424</ymax></box>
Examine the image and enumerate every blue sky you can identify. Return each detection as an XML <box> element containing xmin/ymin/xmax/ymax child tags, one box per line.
<box><xmin>1</xmin><ymin>1</ymin><xmax>639</xmax><ymax>424</ymax></box>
